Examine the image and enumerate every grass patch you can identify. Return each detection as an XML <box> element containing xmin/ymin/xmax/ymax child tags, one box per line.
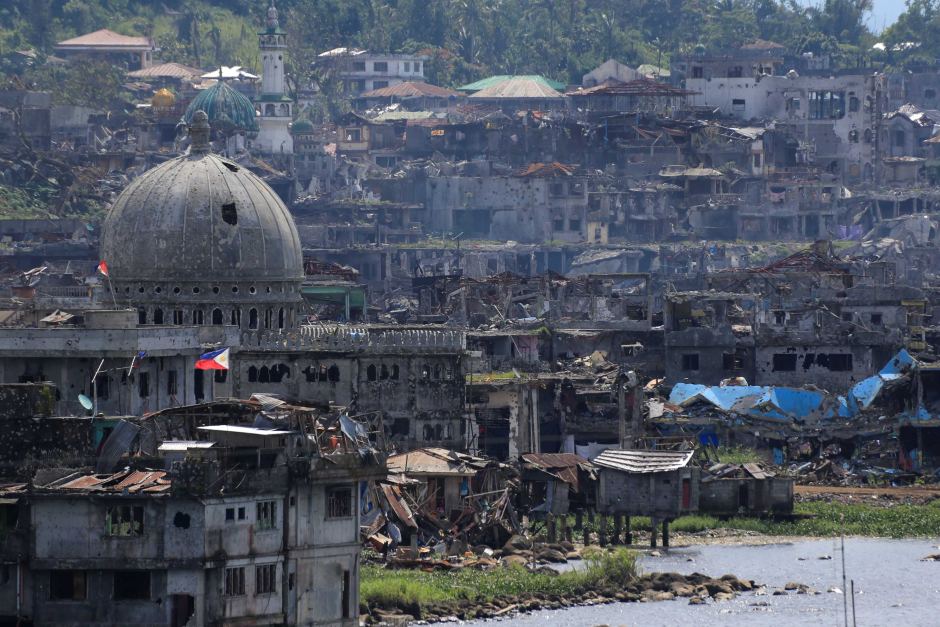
<box><xmin>566</xmin><ymin>501</ymin><xmax>940</xmax><ymax>539</ymax></box>
<box><xmin>361</xmin><ymin>548</ymin><xmax>638</xmax><ymax>611</ymax></box>
<box><xmin>713</xmin><ymin>446</ymin><xmax>764</xmax><ymax>464</ymax></box>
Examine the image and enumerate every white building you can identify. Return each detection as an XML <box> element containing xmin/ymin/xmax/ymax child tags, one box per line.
<box><xmin>684</xmin><ymin>72</ymin><xmax>883</xmax><ymax>183</ymax></box>
<box><xmin>255</xmin><ymin>2</ymin><xmax>294</xmax><ymax>154</ymax></box>
<box><xmin>318</xmin><ymin>48</ymin><xmax>427</xmax><ymax>95</ymax></box>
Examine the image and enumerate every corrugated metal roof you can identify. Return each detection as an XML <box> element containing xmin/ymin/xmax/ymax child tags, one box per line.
<box><xmin>198</xmin><ymin>425</ymin><xmax>295</xmax><ymax>436</ymax></box>
<box><xmin>360</xmin><ymin>81</ymin><xmax>459</xmax><ymax>99</ymax></box>
<box><xmin>470</xmin><ymin>77</ymin><xmax>564</xmax><ymax>99</ymax></box>
<box><xmin>51</xmin><ymin>469</ymin><xmax>171</xmax><ymax>493</ymax></box>
<box><xmin>460</xmin><ymin>75</ymin><xmax>566</xmax><ymax>92</ymax></box>
<box><xmin>593</xmin><ymin>449</ymin><xmax>693</xmax><ymax>473</ymax></box>
<box><xmin>158</xmin><ymin>441</ymin><xmax>216</xmax><ymax>452</ymax></box>
<box><xmin>522</xmin><ymin>453</ymin><xmax>593</xmax><ymax>490</ymax></box>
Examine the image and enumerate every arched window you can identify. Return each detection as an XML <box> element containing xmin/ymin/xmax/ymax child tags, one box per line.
<box><xmin>248</xmin><ymin>366</ymin><xmax>258</xmax><ymax>382</ymax></box>
<box><xmin>265</xmin><ymin>309</ymin><xmax>273</xmax><ymax>329</ymax></box>
<box><xmin>434</xmin><ymin>424</ymin><xmax>444</xmax><ymax>440</ymax></box>
<box><xmin>278</xmin><ymin>308</ymin><xmax>285</xmax><ymax>329</ymax></box>
<box><xmin>434</xmin><ymin>365</ymin><xmax>442</xmax><ymax>380</ymax></box>
<box><xmin>328</xmin><ymin>364</ymin><xmax>340</xmax><ymax>382</ymax></box>
<box><xmin>265</xmin><ymin>103</ymin><xmax>275</xmax><ymax>116</ymax></box>
<box><xmin>192</xmin><ymin>310</ymin><xmax>204</xmax><ymax>325</ymax></box>
<box><xmin>270</xmin><ymin>364</ymin><xmax>290</xmax><ymax>383</ymax></box>
<box><xmin>367</xmin><ymin>364</ymin><xmax>377</xmax><ymax>381</ymax></box>
<box><xmin>231</xmin><ymin>309</ymin><xmax>241</xmax><ymax>326</ymax></box>
<box><xmin>138</xmin><ymin>309</ymin><xmax>147</xmax><ymax>325</ymax></box>
<box><xmin>249</xmin><ymin>308</ymin><xmax>258</xmax><ymax>329</ymax></box>
<box><xmin>173</xmin><ymin>310</ymin><xmax>184</xmax><ymax>325</ymax></box>
<box><xmin>259</xmin><ymin>366</ymin><xmax>270</xmax><ymax>383</ymax></box>
<box><xmin>381</xmin><ymin>364</ymin><xmax>389</xmax><ymax>380</ymax></box>
<box><xmin>212</xmin><ymin>308</ymin><xmax>224</xmax><ymax>325</ymax></box>
<box><xmin>423</xmin><ymin>424</ymin><xmax>434</xmax><ymax>440</ymax></box>
<box><xmin>391</xmin><ymin>365</ymin><xmax>400</xmax><ymax>380</ymax></box>
<box><xmin>278</xmin><ymin>103</ymin><xmax>290</xmax><ymax>116</ymax></box>
<box><xmin>421</xmin><ymin>364</ymin><xmax>430</xmax><ymax>380</ymax></box>
<box><xmin>153</xmin><ymin>308</ymin><xmax>164</xmax><ymax>325</ymax></box>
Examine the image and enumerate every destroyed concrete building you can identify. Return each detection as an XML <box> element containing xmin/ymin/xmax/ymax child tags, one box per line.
<box><xmin>0</xmin><ymin>398</ymin><xmax>384</xmax><ymax>626</ymax></box>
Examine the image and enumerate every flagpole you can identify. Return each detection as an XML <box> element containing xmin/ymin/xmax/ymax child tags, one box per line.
<box><xmin>107</xmin><ymin>275</ymin><xmax>117</xmax><ymax>308</ymax></box>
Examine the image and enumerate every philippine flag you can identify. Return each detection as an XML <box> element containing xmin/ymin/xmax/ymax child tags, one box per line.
<box><xmin>195</xmin><ymin>348</ymin><xmax>230</xmax><ymax>370</ymax></box>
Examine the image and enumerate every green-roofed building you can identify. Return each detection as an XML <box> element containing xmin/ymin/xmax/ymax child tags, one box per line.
<box><xmin>458</xmin><ymin>75</ymin><xmax>566</xmax><ymax>94</ymax></box>
<box><xmin>184</xmin><ymin>80</ymin><xmax>259</xmax><ymax>133</ymax></box>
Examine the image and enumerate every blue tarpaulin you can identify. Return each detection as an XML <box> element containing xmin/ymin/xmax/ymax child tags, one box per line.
<box><xmin>668</xmin><ymin>350</ymin><xmax>923</xmax><ymax>422</ymax></box>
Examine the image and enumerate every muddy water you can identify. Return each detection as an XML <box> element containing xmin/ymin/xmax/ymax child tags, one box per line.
<box><xmin>462</xmin><ymin>538</ymin><xmax>940</xmax><ymax>626</ymax></box>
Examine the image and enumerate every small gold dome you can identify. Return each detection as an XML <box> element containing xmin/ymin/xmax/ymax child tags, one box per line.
<box><xmin>151</xmin><ymin>88</ymin><xmax>176</xmax><ymax>108</ymax></box>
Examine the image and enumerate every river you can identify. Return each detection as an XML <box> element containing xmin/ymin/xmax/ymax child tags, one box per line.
<box><xmin>461</xmin><ymin>538</ymin><xmax>940</xmax><ymax>626</ymax></box>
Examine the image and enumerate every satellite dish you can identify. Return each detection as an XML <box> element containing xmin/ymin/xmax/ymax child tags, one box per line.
<box><xmin>78</xmin><ymin>394</ymin><xmax>93</xmax><ymax>411</ymax></box>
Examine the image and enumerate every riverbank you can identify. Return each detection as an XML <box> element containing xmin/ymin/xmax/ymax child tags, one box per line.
<box><xmin>567</xmin><ymin>498</ymin><xmax>940</xmax><ymax>542</ymax></box>
<box><xmin>359</xmin><ymin>548</ymin><xmax>757</xmax><ymax>624</ymax></box>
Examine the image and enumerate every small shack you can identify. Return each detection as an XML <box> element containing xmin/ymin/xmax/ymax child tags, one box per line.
<box><xmin>386</xmin><ymin>447</ymin><xmax>486</xmax><ymax>519</ymax></box>
<box><xmin>699</xmin><ymin>462</ymin><xmax>793</xmax><ymax>517</ymax></box>
<box><xmin>594</xmin><ymin>449</ymin><xmax>699</xmax><ymax>546</ymax></box>
<box><xmin>519</xmin><ymin>453</ymin><xmax>595</xmax><ymax>518</ymax></box>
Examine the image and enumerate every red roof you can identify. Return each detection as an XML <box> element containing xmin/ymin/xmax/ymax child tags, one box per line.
<box><xmin>50</xmin><ymin>469</ymin><xmax>171</xmax><ymax>493</ymax></box>
<box><xmin>360</xmin><ymin>81</ymin><xmax>459</xmax><ymax>99</ymax></box>
<box><xmin>57</xmin><ymin>29</ymin><xmax>153</xmax><ymax>50</ymax></box>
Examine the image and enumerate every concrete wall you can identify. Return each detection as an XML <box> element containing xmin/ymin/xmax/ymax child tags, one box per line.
<box><xmin>753</xmin><ymin>344</ymin><xmax>873</xmax><ymax>389</ymax></box>
<box><xmin>597</xmin><ymin>467</ymin><xmax>699</xmax><ymax>518</ymax></box>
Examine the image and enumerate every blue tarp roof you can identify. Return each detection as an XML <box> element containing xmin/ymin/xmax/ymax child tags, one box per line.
<box><xmin>668</xmin><ymin>350</ymin><xmax>923</xmax><ymax>423</ymax></box>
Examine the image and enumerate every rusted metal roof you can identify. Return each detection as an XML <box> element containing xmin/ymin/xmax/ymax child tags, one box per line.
<box><xmin>387</xmin><ymin>447</ymin><xmax>486</xmax><ymax>476</ymax></box>
<box><xmin>593</xmin><ymin>449</ymin><xmax>693</xmax><ymax>474</ymax></box>
<box><xmin>48</xmin><ymin>469</ymin><xmax>171</xmax><ymax>493</ymax></box>
<box><xmin>567</xmin><ymin>78</ymin><xmax>697</xmax><ymax>97</ymax></box>
<box><xmin>521</xmin><ymin>453</ymin><xmax>594</xmax><ymax>490</ymax></box>
<box><xmin>515</xmin><ymin>162</ymin><xmax>577</xmax><ymax>177</ymax></box>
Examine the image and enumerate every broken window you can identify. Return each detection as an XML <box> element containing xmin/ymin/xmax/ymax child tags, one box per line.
<box><xmin>391</xmin><ymin>364</ymin><xmax>400</xmax><ymax>380</ymax></box>
<box><xmin>732</xmin><ymin>98</ymin><xmax>745</xmax><ymax>113</ymax></box>
<box><xmin>192</xmin><ymin>310</ymin><xmax>204</xmax><ymax>325</ymax></box>
<box><xmin>50</xmin><ymin>571</ymin><xmax>86</xmax><ymax>601</ymax></box>
<box><xmin>278</xmin><ymin>308</ymin><xmax>285</xmax><ymax>329</ymax></box>
<box><xmin>681</xmin><ymin>354</ymin><xmax>699</xmax><ymax>371</ymax></box>
<box><xmin>809</xmin><ymin>91</ymin><xmax>845</xmax><ymax>119</ymax></box>
<box><xmin>114</xmin><ymin>570</ymin><xmax>150</xmax><ymax>600</ymax></box>
<box><xmin>870</xmin><ymin>313</ymin><xmax>883</xmax><ymax>325</ymax></box>
<box><xmin>926</xmin><ymin>88</ymin><xmax>937</xmax><ymax>100</ymax></box>
<box><xmin>249</xmin><ymin>308</ymin><xmax>258</xmax><ymax>329</ymax></box>
<box><xmin>259</xmin><ymin>366</ymin><xmax>270</xmax><ymax>383</ymax></box>
<box><xmin>552</xmin><ymin>218</ymin><xmax>564</xmax><ymax>231</ymax></box>
<box><xmin>238</xmin><ymin>506</ymin><xmax>246</xmax><ymax>520</ymax></box>
<box><xmin>849</xmin><ymin>96</ymin><xmax>860</xmax><ymax>112</ymax></box>
<box><xmin>138</xmin><ymin>309</ymin><xmax>147</xmax><ymax>325</ymax></box>
<box><xmin>138</xmin><ymin>372</ymin><xmax>150</xmax><ymax>398</ymax></box>
<box><xmin>256</xmin><ymin>500</ymin><xmax>277</xmax><ymax>530</ymax></box>
<box><xmin>214</xmin><ymin>369</ymin><xmax>227</xmax><ymax>383</ymax></box>
<box><xmin>221</xmin><ymin>203</ymin><xmax>237</xmax><ymax>225</ymax></box>
<box><xmin>106</xmin><ymin>505</ymin><xmax>144</xmax><ymax>536</ymax></box>
<box><xmin>328</xmin><ymin>364</ymin><xmax>340</xmax><ymax>382</ymax></box>
<box><xmin>327</xmin><ymin>486</ymin><xmax>352</xmax><ymax>518</ymax></box>
<box><xmin>352</xmin><ymin>61</ymin><xmax>366</xmax><ymax>72</ymax></box>
<box><xmin>153</xmin><ymin>308</ymin><xmax>164</xmax><ymax>324</ymax></box>
<box><xmin>722</xmin><ymin>352</ymin><xmax>744</xmax><ymax>371</ymax></box>
<box><xmin>894</xmin><ymin>130</ymin><xmax>906</xmax><ymax>147</ymax></box>
<box><xmin>380</xmin><ymin>364</ymin><xmax>389</xmax><ymax>380</ymax></box>
<box><xmin>256</xmin><ymin>564</ymin><xmax>277</xmax><ymax>595</ymax></box>
<box><xmin>212</xmin><ymin>309</ymin><xmax>224</xmax><ymax>325</ymax></box>
<box><xmin>344</xmin><ymin>128</ymin><xmax>362</xmax><ymax>142</ymax></box>
<box><xmin>173</xmin><ymin>310</ymin><xmax>184</xmax><ymax>325</ymax></box>
<box><xmin>248</xmin><ymin>366</ymin><xmax>258</xmax><ymax>382</ymax></box>
<box><xmin>225</xmin><ymin>507</ymin><xmax>235</xmax><ymax>522</ymax></box>
<box><xmin>569</xmin><ymin>181</ymin><xmax>584</xmax><ymax>196</ymax></box>
<box><xmin>372</xmin><ymin>61</ymin><xmax>388</xmax><ymax>72</ymax></box>
<box><xmin>728</xmin><ymin>66</ymin><xmax>743</xmax><ymax>78</ymax></box>
<box><xmin>692</xmin><ymin>66</ymin><xmax>704</xmax><ymax>78</ymax></box>
<box><xmin>568</xmin><ymin>219</ymin><xmax>581</xmax><ymax>232</ymax></box>
<box><xmin>825</xmin><ymin>354</ymin><xmax>853</xmax><ymax>371</ymax></box>
<box><xmin>224</xmin><ymin>567</ymin><xmax>245</xmax><ymax>596</ymax></box>
<box><xmin>549</xmin><ymin>183</ymin><xmax>565</xmax><ymax>197</ymax></box>
<box><xmin>772</xmin><ymin>354</ymin><xmax>797</xmax><ymax>372</ymax></box>
<box><xmin>167</xmin><ymin>370</ymin><xmax>178</xmax><ymax>396</ymax></box>
<box><xmin>367</xmin><ymin>364</ymin><xmax>377</xmax><ymax>381</ymax></box>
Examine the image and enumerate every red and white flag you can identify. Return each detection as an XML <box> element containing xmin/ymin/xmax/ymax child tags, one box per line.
<box><xmin>97</xmin><ymin>260</ymin><xmax>109</xmax><ymax>277</ymax></box>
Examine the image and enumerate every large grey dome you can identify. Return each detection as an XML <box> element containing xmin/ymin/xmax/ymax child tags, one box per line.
<box><xmin>101</xmin><ymin>152</ymin><xmax>302</xmax><ymax>284</ymax></box>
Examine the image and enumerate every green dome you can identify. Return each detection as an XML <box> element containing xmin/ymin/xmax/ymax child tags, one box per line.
<box><xmin>291</xmin><ymin>119</ymin><xmax>314</xmax><ymax>134</ymax></box>
<box><xmin>184</xmin><ymin>81</ymin><xmax>259</xmax><ymax>132</ymax></box>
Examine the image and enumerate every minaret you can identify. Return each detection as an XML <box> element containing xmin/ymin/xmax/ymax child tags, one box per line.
<box><xmin>255</xmin><ymin>1</ymin><xmax>293</xmax><ymax>154</ymax></box>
